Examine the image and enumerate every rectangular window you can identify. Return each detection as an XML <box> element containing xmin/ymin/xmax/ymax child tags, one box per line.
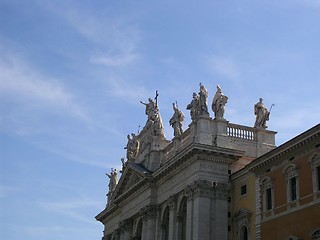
<box><xmin>241</xmin><ymin>185</ymin><xmax>247</xmax><ymax>196</ymax></box>
<box><xmin>290</xmin><ymin>177</ymin><xmax>297</xmax><ymax>201</ymax></box>
<box><xmin>317</xmin><ymin>166</ymin><xmax>320</xmax><ymax>191</ymax></box>
<box><xmin>266</xmin><ymin>188</ymin><xmax>272</xmax><ymax>210</ymax></box>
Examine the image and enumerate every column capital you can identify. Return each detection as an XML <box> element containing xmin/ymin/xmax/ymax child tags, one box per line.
<box><xmin>167</xmin><ymin>194</ymin><xmax>177</xmax><ymax>210</ymax></box>
<box><xmin>140</xmin><ymin>204</ymin><xmax>157</xmax><ymax>219</ymax></box>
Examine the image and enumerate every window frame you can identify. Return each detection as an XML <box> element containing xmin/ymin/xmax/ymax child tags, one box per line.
<box><xmin>261</xmin><ymin>177</ymin><xmax>274</xmax><ymax>212</ymax></box>
<box><xmin>310</xmin><ymin>154</ymin><xmax>320</xmax><ymax>194</ymax></box>
<box><xmin>283</xmin><ymin>164</ymin><xmax>299</xmax><ymax>203</ymax></box>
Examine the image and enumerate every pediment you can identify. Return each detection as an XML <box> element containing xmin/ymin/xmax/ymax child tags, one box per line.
<box><xmin>111</xmin><ymin>163</ymin><xmax>152</xmax><ymax>201</ymax></box>
<box><xmin>233</xmin><ymin>208</ymin><xmax>252</xmax><ymax>220</ymax></box>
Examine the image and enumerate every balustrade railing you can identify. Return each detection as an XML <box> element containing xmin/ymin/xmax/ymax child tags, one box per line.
<box><xmin>227</xmin><ymin>123</ymin><xmax>256</xmax><ymax>141</ymax></box>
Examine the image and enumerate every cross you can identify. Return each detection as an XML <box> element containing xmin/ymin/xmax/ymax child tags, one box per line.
<box><xmin>155</xmin><ymin>90</ymin><xmax>159</xmax><ymax>106</ymax></box>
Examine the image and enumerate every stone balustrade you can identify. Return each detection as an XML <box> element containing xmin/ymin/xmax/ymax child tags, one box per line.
<box><xmin>227</xmin><ymin>123</ymin><xmax>256</xmax><ymax>141</ymax></box>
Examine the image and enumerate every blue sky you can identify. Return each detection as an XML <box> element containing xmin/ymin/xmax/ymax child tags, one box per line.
<box><xmin>1</xmin><ymin>0</ymin><xmax>320</xmax><ymax>239</ymax></box>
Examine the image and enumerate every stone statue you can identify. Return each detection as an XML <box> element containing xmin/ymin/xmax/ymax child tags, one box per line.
<box><xmin>212</xmin><ymin>85</ymin><xmax>228</xmax><ymax>120</ymax></box>
<box><xmin>124</xmin><ymin>133</ymin><xmax>140</xmax><ymax>161</ymax></box>
<box><xmin>140</xmin><ymin>98</ymin><xmax>157</xmax><ymax>122</ymax></box>
<box><xmin>106</xmin><ymin>168</ymin><xmax>118</xmax><ymax>192</ymax></box>
<box><xmin>169</xmin><ymin>103</ymin><xmax>184</xmax><ymax>137</ymax></box>
<box><xmin>254</xmin><ymin>98</ymin><xmax>269</xmax><ymax>129</ymax></box>
<box><xmin>199</xmin><ymin>83</ymin><xmax>209</xmax><ymax>116</ymax></box>
<box><xmin>140</xmin><ymin>94</ymin><xmax>165</xmax><ymax>137</ymax></box>
<box><xmin>120</xmin><ymin>158</ymin><xmax>126</xmax><ymax>173</ymax></box>
<box><xmin>186</xmin><ymin>92</ymin><xmax>200</xmax><ymax>121</ymax></box>
<box><xmin>152</xmin><ymin>112</ymin><xmax>165</xmax><ymax>137</ymax></box>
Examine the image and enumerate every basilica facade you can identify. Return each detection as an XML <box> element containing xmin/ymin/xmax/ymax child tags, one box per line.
<box><xmin>96</xmin><ymin>85</ymin><xmax>320</xmax><ymax>240</ymax></box>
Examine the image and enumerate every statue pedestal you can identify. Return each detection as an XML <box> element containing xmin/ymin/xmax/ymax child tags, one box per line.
<box><xmin>212</xmin><ymin>118</ymin><xmax>229</xmax><ymax>147</ymax></box>
<box><xmin>194</xmin><ymin>116</ymin><xmax>213</xmax><ymax>145</ymax></box>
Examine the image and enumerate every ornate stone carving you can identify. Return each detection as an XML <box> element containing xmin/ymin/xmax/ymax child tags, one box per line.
<box><xmin>125</xmin><ymin>133</ymin><xmax>140</xmax><ymax>161</ymax></box>
<box><xmin>167</xmin><ymin>194</ymin><xmax>177</xmax><ymax>210</ymax></box>
<box><xmin>199</xmin><ymin>83</ymin><xmax>209</xmax><ymax>116</ymax></box>
<box><xmin>186</xmin><ymin>92</ymin><xmax>200</xmax><ymax>121</ymax></box>
<box><xmin>106</xmin><ymin>168</ymin><xmax>118</xmax><ymax>193</ymax></box>
<box><xmin>169</xmin><ymin>103</ymin><xmax>184</xmax><ymax>137</ymax></box>
<box><xmin>212</xmin><ymin>85</ymin><xmax>228</xmax><ymax>120</ymax></box>
<box><xmin>254</xmin><ymin>98</ymin><xmax>271</xmax><ymax>129</ymax></box>
<box><xmin>184</xmin><ymin>185</ymin><xmax>194</xmax><ymax>201</ymax></box>
<box><xmin>187</xmin><ymin>84</ymin><xmax>209</xmax><ymax>121</ymax></box>
<box><xmin>119</xmin><ymin>218</ymin><xmax>133</xmax><ymax>232</ymax></box>
<box><xmin>140</xmin><ymin>204</ymin><xmax>157</xmax><ymax>219</ymax></box>
<box><xmin>140</xmin><ymin>95</ymin><xmax>165</xmax><ymax>137</ymax></box>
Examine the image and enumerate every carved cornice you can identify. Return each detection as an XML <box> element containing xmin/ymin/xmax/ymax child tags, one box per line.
<box><xmin>250</xmin><ymin>124</ymin><xmax>320</xmax><ymax>173</ymax></box>
<box><xmin>154</xmin><ymin>143</ymin><xmax>243</xmax><ymax>184</ymax></box>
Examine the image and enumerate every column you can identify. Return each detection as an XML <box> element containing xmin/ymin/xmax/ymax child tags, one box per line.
<box><xmin>167</xmin><ymin>195</ymin><xmax>177</xmax><ymax>240</ymax></box>
<box><xmin>185</xmin><ymin>185</ymin><xmax>194</xmax><ymax>240</ymax></box>
<box><xmin>212</xmin><ymin>182</ymin><xmax>229</xmax><ymax>240</ymax></box>
<box><xmin>140</xmin><ymin>205</ymin><xmax>157</xmax><ymax>240</ymax></box>
<box><xmin>191</xmin><ymin>180</ymin><xmax>211</xmax><ymax>240</ymax></box>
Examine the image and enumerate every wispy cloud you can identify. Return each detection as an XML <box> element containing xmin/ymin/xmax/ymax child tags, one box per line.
<box><xmin>38</xmin><ymin>197</ymin><xmax>101</xmax><ymax>223</ymax></box>
<box><xmin>105</xmin><ymin>77</ymin><xmax>150</xmax><ymax>102</ymax></box>
<box><xmin>90</xmin><ymin>53</ymin><xmax>140</xmax><ymax>67</ymax></box>
<box><xmin>23</xmin><ymin>225</ymin><xmax>96</xmax><ymax>237</ymax></box>
<box><xmin>0</xmin><ymin>185</ymin><xmax>19</xmax><ymax>199</ymax></box>
<box><xmin>204</xmin><ymin>55</ymin><xmax>240</xmax><ymax>79</ymax></box>
<box><xmin>0</xmin><ymin>51</ymin><xmax>90</xmax><ymax>123</ymax></box>
<box><xmin>40</xmin><ymin>1</ymin><xmax>142</xmax><ymax>67</ymax></box>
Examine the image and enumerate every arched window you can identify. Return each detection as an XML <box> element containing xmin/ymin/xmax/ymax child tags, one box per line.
<box><xmin>161</xmin><ymin>207</ymin><xmax>170</xmax><ymax>240</ymax></box>
<box><xmin>177</xmin><ymin>197</ymin><xmax>187</xmax><ymax>240</ymax></box>
<box><xmin>240</xmin><ymin>225</ymin><xmax>248</xmax><ymax>240</ymax></box>
<box><xmin>312</xmin><ymin>229</ymin><xmax>320</xmax><ymax>240</ymax></box>
<box><xmin>134</xmin><ymin>219</ymin><xmax>142</xmax><ymax>240</ymax></box>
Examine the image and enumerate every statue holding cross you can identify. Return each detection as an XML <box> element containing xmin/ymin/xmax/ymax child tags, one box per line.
<box><xmin>140</xmin><ymin>90</ymin><xmax>165</xmax><ymax>137</ymax></box>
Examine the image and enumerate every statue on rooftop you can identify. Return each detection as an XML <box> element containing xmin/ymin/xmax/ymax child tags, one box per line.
<box><xmin>254</xmin><ymin>98</ymin><xmax>270</xmax><ymax>129</ymax></box>
<box><xmin>199</xmin><ymin>83</ymin><xmax>209</xmax><ymax>116</ymax></box>
<box><xmin>140</xmin><ymin>98</ymin><xmax>157</xmax><ymax>123</ymax></box>
<box><xmin>169</xmin><ymin>103</ymin><xmax>184</xmax><ymax>137</ymax></box>
<box><xmin>187</xmin><ymin>92</ymin><xmax>200</xmax><ymax>121</ymax></box>
<box><xmin>140</xmin><ymin>91</ymin><xmax>165</xmax><ymax>138</ymax></box>
<box><xmin>106</xmin><ymin>168</ymin><xmax>118</xmax><ymax>192</ymax></box>
<box><xmin>125</xmin><ymin>133</ymin><xmax>140</xmax><ymax>161</ymax></box>
<box><xmin>212</xmin><ymin>85</ymin><xmax>228</xmax><ymax>120</ymax></box>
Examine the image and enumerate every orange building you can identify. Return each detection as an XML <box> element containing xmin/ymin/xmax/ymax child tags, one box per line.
<box><xmin>231</xmin><ymin>124</ymin><xmax>320</xmax><ymax>240</ymax></box>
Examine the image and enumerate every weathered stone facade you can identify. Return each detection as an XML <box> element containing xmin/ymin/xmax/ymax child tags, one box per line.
<box><xmin>96</xmin><ymin>86</ymin><xmax>279</xmax><ymax>240</ymax></box>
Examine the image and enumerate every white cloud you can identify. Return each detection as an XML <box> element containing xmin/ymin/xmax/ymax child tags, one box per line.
<box><xmin>0</xmin><ymin>52</ymin><xmax>90</xmax><ymax>122</ymax></box>
<box><xmin>106</xmin><ymin>77</ymin><xmax>150</xmax><ymax>102</ymax></box>
<box><xmin>23</xmin><ymin>225</ymin><xmax>96</xmax><ymax>237</ymax></box>
<box><xmin>40</xmin><ymin>2</ymin><xmax>142</xmax><ymax>67</ymax></box>
<box><xmin>205</xmin><ymin>55</ymin><xmax>240</xmax><ymax>79</ymax></box>
<box><xmin>0</xmin><ymin>185</ymin><xmax>19</xmax><ymax>199</ymax></box>
<box><xmin>39</xmin><ymin>197</ymin><xmax>101</xmax><ymax>223</ymax></box>
<box><xmin>90</xmin><ymin>52</ymin><xmax>139</xmax><ymax>67</ymax></box>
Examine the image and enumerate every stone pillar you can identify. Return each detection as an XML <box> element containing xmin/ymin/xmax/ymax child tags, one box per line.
<box><xmin>185</xmin><ymin>186</ymin><xmax>194</xmax><ymax>240</ymax></box>
<box><xmin>191</xmin><ymin>180</ymin><xmax>212</xmax><ymax>240</ymax></box>
<box><xmin>140</xmin><ymin>213</ymin><xmax>148</xmax><ymax>240</ymax></box>
<box><xmin>212</xmin><ymin>182</ymin><xmax>230</xmax><ymax>240</ymax></box>
<box><xmin>141</xmin><ymin>205</ymin><xmax>157</xmax><ymax>240</ymax></box>
<box><xmin>167</xmin><ymin>195</ymin><xmax>177</xmax><ymax>240</ymax></box>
